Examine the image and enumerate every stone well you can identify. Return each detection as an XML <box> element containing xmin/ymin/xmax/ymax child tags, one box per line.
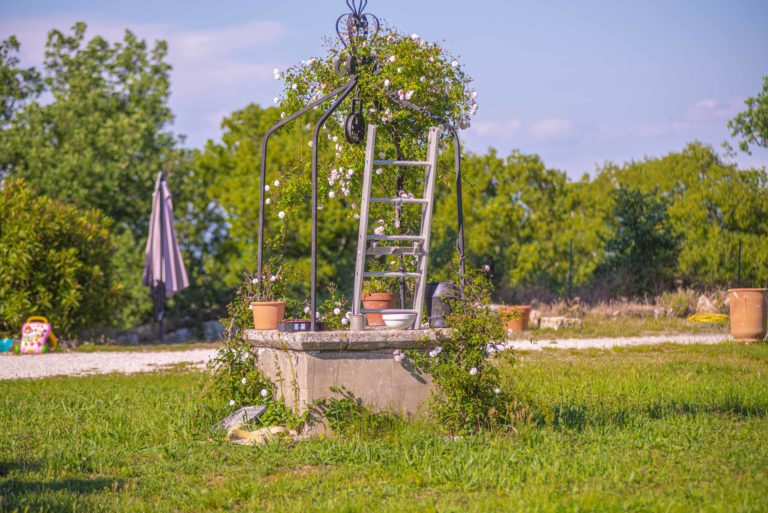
<box><xmin>245</xmin><ymin>328</ymin><xmax>446</xmax><ymax>415</ymax></box>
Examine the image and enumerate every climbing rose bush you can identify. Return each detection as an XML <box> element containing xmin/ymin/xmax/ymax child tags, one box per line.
<box><xmin>267</xmin><ymin>26</ymin><xmax>477</xmax><ymax>227</ymax></box>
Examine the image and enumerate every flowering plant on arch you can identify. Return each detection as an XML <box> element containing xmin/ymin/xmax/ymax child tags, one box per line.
<box><xmin>268</xmin><ymin>26</ymin><xmax>477</xmax><ymax>227</ymax></box>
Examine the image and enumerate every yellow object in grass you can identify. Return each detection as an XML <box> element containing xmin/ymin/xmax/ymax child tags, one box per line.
<box><xmin>687</xmin><ymin>312</ymin><xmax>729</xmax><ymax>324</ymax></box>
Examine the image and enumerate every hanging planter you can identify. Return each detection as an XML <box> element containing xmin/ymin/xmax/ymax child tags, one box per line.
<box><xmin>728</xmin><ymin>288</ymin><xmax>767</xmax><ymax>342</ymax></box>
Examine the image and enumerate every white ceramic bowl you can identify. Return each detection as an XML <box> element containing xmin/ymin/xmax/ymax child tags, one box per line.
<box><xmin>382</xmin><ymin>312</ymin><xmax>417</xmax><ymax>330</ymax></box>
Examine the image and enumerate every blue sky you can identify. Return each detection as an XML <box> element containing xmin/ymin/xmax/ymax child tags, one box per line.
<box><xmin>2</xmin><ymin>0</ymin><xmax>767</xmax><ymax>177</ymax></box>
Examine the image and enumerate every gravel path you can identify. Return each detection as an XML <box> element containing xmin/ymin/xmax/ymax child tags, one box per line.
<box><xmin>0</xmin><ymin>349</ymin><xmax>218</xmax><ymax>380</ymax></box>
<box><xmin>0</xmin><ymin>333</ymin><xmax>735</xmax><ymax>380</ymax></box>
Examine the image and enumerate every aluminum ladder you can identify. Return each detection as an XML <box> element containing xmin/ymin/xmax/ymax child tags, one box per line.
<box><xmin>352</xmin><ymin>124</ymin><xmax>441</xmax><ymax>329</ymax></box>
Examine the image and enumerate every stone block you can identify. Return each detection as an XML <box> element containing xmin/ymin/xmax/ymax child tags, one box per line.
<box><xmin>247</xmin><ymin>329</ymin><xmax>439</xmax><ymax>415</ymax></box>
<box><xmin>540</xmin><ymin>316</ymin><xmax>583</xmax><ymax>330</ymax></box>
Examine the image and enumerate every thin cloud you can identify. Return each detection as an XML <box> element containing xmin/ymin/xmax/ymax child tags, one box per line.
<box><xmin>530</xmin><ymin>118</ymin><xmax>573</xmax><ymax>141</ymax></box>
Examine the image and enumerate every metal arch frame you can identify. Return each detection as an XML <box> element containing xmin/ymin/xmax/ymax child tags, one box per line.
<box><xmin>257</xmin><ymin>77</ymin><xmax>358</xmax><ymax>331</ymax></box>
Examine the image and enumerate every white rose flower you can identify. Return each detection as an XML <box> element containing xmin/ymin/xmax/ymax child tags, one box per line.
<box><xmin>494</xmin><ymin>388</ymin><xmax>501</xmax><ymax>395</ymax></box>
<box><xmin>411</xmin><ymin>33</ymin><xmax>419</xmax><ymax>40</ymax></box>
<box><xmin>252</xmin><ymin>278</ymin><xmax>259</xmax><ymax>284</ymax></box>
<box><xmin>304</xmin><ymin>306</ymin><xmax>310</xmax><ymax>313</ymax></box>
<box><xmin>374</xmin><ymin>226</ymin><xmax>385</xmax><ymax>235</ymax></box>
<box><xmin>264</xmin><ymin>185</ymin><xmax>270</xmax><ymax>192</ymax></box>
<box><xmin>451</xmin><ymin>60</ymin><xmax>459</xmax><ymax>68</ymax></box>
<box><xmin>308</xmin><ymin>141</ymin><xmax>313</xmax><ymax>147</ymax></box>
<box><xmin>260</xmin><ymin>389</ymin><xmax>268</xmax><ymax>398</ymax></box>
<box><xmin>397</xmin><ymin>67</ymin><xmax>402</xmax><ymax>73</ymax></box>
<box><xmin>379</xmin><ymin>152</ymin><xmax>386</xmax><ymax>159</ymax></box>
<box><xmin>229</xmin><ymin>399</ymin><xmax>235</xmax><ymax>406</ymax></box>
<box><xmin>273</xmin><ymin>96</ymin><xmax>280</xmax><ymax>104</ymax></box>
<box><xmin>241</xmin><ymin>377</ymin><xmax>247</xmax><ymax>385</ymax></box>
<box><xmin>265</xmin><ymin>198</ymin><xmax>271</xmax><ymax>205</ymax></box>
<box><xmin>471</xmin><ymin>91</ymin><xmax>478</xmax><ymax>99</ymax></box>
<box><xmin>273</xmin><ymin>180</ymin><xmax>280</xmax><ymax>187</ymax></box>
<box><xmin>328</xmin><ymin>191</ymin><xmax>335</xmax><ymax>199</ymax></box>
<box><xmin>384</xmin><ymin>79</ymin><xmax>390</xmax><ymax>88</ymax></box>
<box><xmin>333</xmin><ymin>308</ymin><xmax>341</xmax><ymax>315</ymax></box>
<box><xmin>280</xmin><ymin>112</ymin><xmax>286</xmax><ymax>119</ymax></box>
<box><xmin>270</xmin><ymin>275</ymin><xmax>277</xmax><ymax>282</ymax></box>
<box><xmin>375</xmin><ymin>168</ymin><xmax>383</xmax><ymax>175</ymax></box>
<box><xmin>291</xmin><ymin>83</ymin><xmax>298</xmax><ymax>90</ymax></box>
<box><xmin>278</xmin><ymin>211</ymin><xmax>286</xmax><ymax>219</ymax></box>
<box><xmin>389</xmin><ymin>55</ymin><xmax>396</xmax><ymax>62</ymax></box>
<box><xmin>345</xmin><ymin>311</ymin><xmax>352</xmax><ymax>318</ymax></box>
<box><xmin>332</xmin><ymin>135</ymin><xmax>338</xmax><ymax>142</ymax></box>
<box><xmin>273</xmin><ymin>68</ymin><xmax>280</xmax><ymax>75</ymax></box>
<box><xmin>341</xmin><ymin>317</ymin><xmax>349</xmax><ymax>326</ymax></box>
<box><xmin>469</xmin><ymin>367</ymin><xmax>478</xmax><ymax>376</ymax></box>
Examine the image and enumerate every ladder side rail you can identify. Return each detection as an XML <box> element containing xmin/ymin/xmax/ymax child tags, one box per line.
<box><xmin>352</xmin><ymin>123</ymin><xmax>379</xmax><ymax>316</ymax></box>
<box><xmin>412</xmin><ymin>127</ymin><xmax>441</xmax><ymax>329</ymax></box>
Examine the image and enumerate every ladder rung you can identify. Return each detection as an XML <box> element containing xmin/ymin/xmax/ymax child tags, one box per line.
<box><xmin>367</xmin><ymin>245</ymin><xmax>425</xmax><ymax>256</ymax></box>
<box><xmin>364</xmin><ymin>271</ymin><xmax>421</xmax><ymax>279</ymax></box>
<box><xmin>370</xmin><ymin>197</ymin><xmax>428</xmax><ymax>204</ymax></box>
<box><xmin>361</xmin><ymin>309</ymin><xmax>418</xmax><ymax>314</ymax></box>
<box><xmin>373</xmin><ymin>160</ymin><xmax>431</xmax><ymax>167</ymax></box>
<box><xmin>367</xmin><ymin>235</ymin><xmax>424</xmax><ymax>242</ymax></box>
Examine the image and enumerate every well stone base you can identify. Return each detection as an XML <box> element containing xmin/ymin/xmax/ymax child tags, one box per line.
<box><xmin>245</xmin><ymin>328</ymin><xmax>445</xmax><ymax>415</ymax></box>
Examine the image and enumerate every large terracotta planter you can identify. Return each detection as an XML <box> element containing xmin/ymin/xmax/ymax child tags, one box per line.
<box><xmin>251</xmin><ymin>301</ymin><xmax>286</xmax><ymax>330</ymax></box>
<box><xmin>500</xmin><ymin>305</ymin><xmax>532</xmax><ymax>332</ymax></box>
<box><xmin>728</xmin><ymin>288</ymin><xmax>767</xmax><ymax>342</ymax></box>
<box><xmin>362</xmin><ymin>293</ymin><xmax>397</xmax><ymax>326</ymax></box>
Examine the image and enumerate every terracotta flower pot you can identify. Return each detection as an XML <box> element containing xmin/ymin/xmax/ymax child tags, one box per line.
<box><xmin>251</xmin><ymin>301</ymin><xmax>286</xmax><ymax>330</ymax></box>
<box><xmin>500</xmin><ymin>305</ymin><xmax>532</xmax><ymax>332</ymax></box>
<box><xmin>728</xmin><ymin>288</ymin><xmax>767</xmax><ymax>342</ymax></box>
<box><xmin>362</xmin><ymin>292</ymin><xmax>397</xmax><ymax>326</ymax></box>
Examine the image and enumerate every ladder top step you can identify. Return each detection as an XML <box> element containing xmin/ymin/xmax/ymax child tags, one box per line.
<box><xmin>373</xmin><ymin>160</ymin><xmax>431</xmax><ymax>167</ymax></box>
<box><xmin>367</xmin><ymin>235</ymin><xmax>424</xmax><ymax>242</ymax></box>
<box><xmin>361</xmin><ymin>308</ymin><xmax>418</xmax><ymax>314</ymax></box>
<box><xmin>364</xmin><ymin>271</ymin><xmax>421</xmax><ymax>279</ymax></box>
<box><xmin>370</xmin><ymin>197</ymin><xmax>428</xmax><ymax>204</ymax></box>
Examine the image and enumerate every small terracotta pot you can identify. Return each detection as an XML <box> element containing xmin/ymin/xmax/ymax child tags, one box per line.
<box><xmin>362</xmin><ymin>292</ymin><xmax>397</xmax><ymax>326</ymax></box>
<box><xmin>728</xmin><ymin>288</ymin><xmax>767</xmax><ymax>342</ymax></box>
<box><xmin>251</xmin><ymin>301</ymin><xmax>286</xmax><ymax>330</ymax></box>
<box><xmin>500</xmin><ymin>305</ymin><xmax>532</xmax><ymax>332</ymax></box>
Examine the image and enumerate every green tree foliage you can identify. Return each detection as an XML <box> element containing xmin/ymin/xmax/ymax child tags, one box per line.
<box><xmin>0</xmin><ymin>36</ymin><xmax>42</xmax><ymax>125</ymax></box>
<box><xmin>0</xmin><ymin>23</ymin><xmax>178</xmax><ymax>238</ymax></box>
<box><xmin>729</xmin><ymin>76</ymin><xmax>768</xmax><ymax>154</ymax></box>
<box><xmin>590</xmin><ymin>143</ymin><xmax>768</xmax><ymax>289</ymax></box>
<box><xmin>0</xmin><ymin>179</ymin><xmax>118</xmax><ymax>337</ymax></box>
<box><xmin>595</xmin><ymin>187</ymin><xmax>680</xmax><ymax>295</ymax></box>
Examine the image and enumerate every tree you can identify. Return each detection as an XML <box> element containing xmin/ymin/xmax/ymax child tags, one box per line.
<box><xmin>0</xmin><ymin>179</ymin><xmax>119</xmax><ymax>337</ymax></box>
<box><xmin>729</xmin><ymin>76</ymin><xmax>768</xmax><ymax>154</ymax></box>
<box><xmin>596</xmin><ymin>187</ymin><xmax>680</xmax><ymax>295</ymax></box>
<box><xmin>0</xmin><ymin>36</ymin><xmax>42</xmax><ymax>125</ymax></box>
<box><xmin>0</xmin><ymin>22</ymin><xmax>178</xmax><ymax>240</ymax></box>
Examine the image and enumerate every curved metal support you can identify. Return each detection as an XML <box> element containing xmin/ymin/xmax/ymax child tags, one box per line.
<box><xmin>310</xmin><ymin>78</ymin><xmax>359</xmax><ymax>331</ymax></box>
<box><xmin>257</xmin><ymin>79</ymin><xmax>357</xmax><ymax>283</ymax></box>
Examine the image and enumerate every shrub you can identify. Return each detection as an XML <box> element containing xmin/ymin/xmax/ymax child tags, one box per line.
<box><xmin>659</xmin><ymin>289</ymin><xmax>694</xmax><ymax>317</ymax></box>
<box><xmin>408</xmin><ymin>268</ymin><xmax>514</xmax><ymax>434</ymax></box>
<box><xmin>0</xmin><ymin>179</ymin><xmax>119</xmax><ymax>338</ymax></box>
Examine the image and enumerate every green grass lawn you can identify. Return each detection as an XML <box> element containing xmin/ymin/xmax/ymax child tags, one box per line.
<box><xmin>524</xmin><ymin>315</ymin><xmax>729</xmax><ymax>339</ymax></box>
<box><xmin>1</xmin><ymin>343</ymin><xmax>766</xmax><ymax>512</ymax></box>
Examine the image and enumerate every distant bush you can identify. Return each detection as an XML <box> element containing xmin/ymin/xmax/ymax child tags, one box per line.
<box><xmin>659</xmin><ymin>289</ymin><xmax>694</xmax><ymax>317</ymax></box>
<box><xmin>0</xmin><ymin>179</ymin><xmax>119</xmax><ymax>337</ymax></box>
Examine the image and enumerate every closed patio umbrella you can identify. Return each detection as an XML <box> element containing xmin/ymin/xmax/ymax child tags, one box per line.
<box><xmin>143</xmin><ymin>172</ymin><xmax>189</xmax><ymax>341</ymax></box>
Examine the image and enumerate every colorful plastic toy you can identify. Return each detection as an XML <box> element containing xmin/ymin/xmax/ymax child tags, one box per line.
<box><xmin>18</xmin><ymin>317</ymin><xmax>58</xmax><ymax>354</ymax></box>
